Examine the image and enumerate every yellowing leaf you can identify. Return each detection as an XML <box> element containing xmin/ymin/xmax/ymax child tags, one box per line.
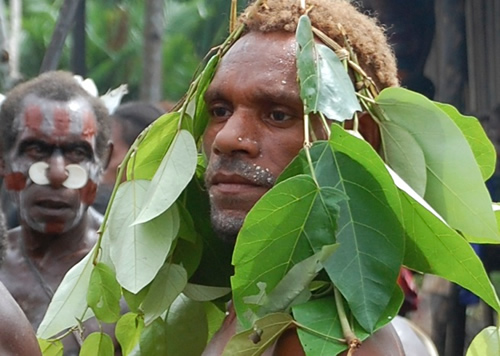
<box><xmin>466</xmin><ymin>326</ymin><xmax>500</xmax><ymax>356</ymax></box>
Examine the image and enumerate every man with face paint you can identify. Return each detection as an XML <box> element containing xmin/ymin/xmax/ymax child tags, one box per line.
<box><xmin>200</xmin><ymin>0</ymin><xmax>434</xmax><ymax>355</ymax></box>
<box><xmin>0</xmin><ymin>71</ymin><xmax>114</xmax><ymax>355</ymax></box>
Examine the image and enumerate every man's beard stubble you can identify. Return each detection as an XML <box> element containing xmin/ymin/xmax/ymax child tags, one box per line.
<box><xmin>204</xmin><ymin>156</ymin><xmax>276</xmax><ymax>244</ymax></box>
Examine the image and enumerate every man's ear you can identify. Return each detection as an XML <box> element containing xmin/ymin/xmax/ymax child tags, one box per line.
<box><xmin>358</xmin><ymin>111</ymin><xmax>381</xmax><ymax>151</ymax></box>
<box><xmin>102</xmin><ymin>141</ymin><xmax>114</xmax><ymax>171</ymax></box>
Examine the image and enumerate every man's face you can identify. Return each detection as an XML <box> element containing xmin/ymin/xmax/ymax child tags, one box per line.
<box><xmin>3</xmin><ymin>94</ymin><xmax>103</xmax><ymax>234</ymax></box>
<box><xmin>203</xmin><ymin>31</ymin><xmax>326</xmax><ymax>242</ymax></box>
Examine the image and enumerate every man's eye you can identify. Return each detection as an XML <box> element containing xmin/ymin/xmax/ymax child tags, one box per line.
<box><xmin>24</xmin><ymin>144</ymin><xmax>48</xmax><ymax>159</ymax></box>
<box><xmin>64</xmin><ymin>147</ymin><xmax>91</xmax><ymax>162</ymax></box>
<box><xmin>269</xmin><ymin>110</ymin><xmax>293</xmax><ymax>122</ymax></box>
<box><xmin>210</xmin><ymin>106</ymin><xmax>231</xmax><ymax>119</ymax></box>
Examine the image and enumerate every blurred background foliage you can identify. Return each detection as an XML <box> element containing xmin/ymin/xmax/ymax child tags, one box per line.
<box><xmin>10</xmin><ymin>0</ymin><xmax>243</xmax><ymax>102</ymax></box>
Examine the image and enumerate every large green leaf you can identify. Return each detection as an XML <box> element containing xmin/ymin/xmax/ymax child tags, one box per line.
<box><xmin>87</xmin><ymin>263</ymin><xmax>122</xmax><ymax>323</ymax></box>
<box><xmin>276</xmin><ymin>133</ymin><xmax>405</xmax><ymax>333</ymax></box>
<box><xmin>115</xmin><ymin>313</ymin><xmax>144</xmax><ymax>356</ymax></box>
<box><xmin>377</xmin><ymin>87</ymin><xmax>499</xmax><ymax>243</ymax></box>
<box><xmin>399</xmin><ymin>186</ymin><xmax>500</xmax><ymax>312</ymax></box>
<box><xmin>108</xmin><ymin>180</ymin><xmax>180</xmax><ymax>293</ymax></box>
<box><xmin>466</xmin><ymin>326</ymin><xmax>500</xmax><ymax>356</ymax></box>
<box><xmin>302</xmin><ymin>127</ymin><xmax>404</xmax><ymax>332</ymax></box>
<box><xmin>221</xmin><ymin>313</ymin><xmax>294</xmax><ymax>356</ymax></box>
<box><xmin>296</xmin><ymin>15</ymin><xmax>361</xmax><ymax>121</ymax></box>
<box><xmin>232</xmin><ymin>175</ymin><xmax>345</xmax><ymax>329</ymax></box>
<box><xmin>183</xmin><ymin>283</ymin><xmax>231</xmax><ymax>302</ymax></box>
<box><xmin>79</xmin><ymin>332</ymin><xmax>114</xmax><ymax>356</ymax></box>
<box><xmin>379</xmin><ymin>121</ymin><xmax>427</xmax><ymax>196</ymax></box>
<box><xmin>164</xmin><ymin>294</ymin><xmax>209</xmax><ymax>356</ymax></box>
<box><xmin>37</xmin><ymin>246</ymin><xmax>95</xmax><ymax>339</ymax></box>
<box><xmin>435</xmin><ymin>102</ymin><xmax>496</xmax><ymax>181</ymax></box>
<box><xmin>134</xmin><ymin>129</ymin><xmax>197</xmax><ymax>224</ymax></box>
<box><xmin>141</xmin><ymin>263</ymin><xmax>188</xmax><ymax>325</ymax></box>
<box><xmin>126</xmin><ymin>112</ymin><xmax>180</xmax><ymax>181</ymax></box>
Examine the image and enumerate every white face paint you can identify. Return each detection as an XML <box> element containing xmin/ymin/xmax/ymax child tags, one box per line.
<box><xmin>28</xmin><ymin>161</ymin><xmax>89</xmax><ymax>189</ymax></box>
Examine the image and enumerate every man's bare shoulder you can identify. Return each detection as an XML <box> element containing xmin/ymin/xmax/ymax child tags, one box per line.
<box><xmin>0</xmin><ymin>282</ymin><xmax>41</xmax><ymax>356</ymax></box>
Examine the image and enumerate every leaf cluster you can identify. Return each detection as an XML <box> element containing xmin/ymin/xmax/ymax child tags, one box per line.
<box><xmin>36</xmin><ymin>11</ymin><xmax>500</xmax><ymax>356</ymax></box>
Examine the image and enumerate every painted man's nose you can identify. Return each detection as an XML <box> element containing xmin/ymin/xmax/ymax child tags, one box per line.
<box><xmin>46</xmin><ymin>154</ymin><xmax>68</xmax><ymax>188</ymax></box>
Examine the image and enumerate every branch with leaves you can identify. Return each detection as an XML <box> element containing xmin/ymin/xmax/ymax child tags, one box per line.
<box><xmin>36</xmin><ymin>7</ymin><xmax>500</xmax><ymax>356</ymax></box>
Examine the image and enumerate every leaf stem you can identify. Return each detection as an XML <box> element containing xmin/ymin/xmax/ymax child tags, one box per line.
<box><xmin>293</xmin><ymin>319</ymin><xmax>346</xmax><ymax>343</ymax></box>
<box><xmin>334</xmin><ymin>286</ymin><xmax>359</xmax><ymax>347</ymax></box>
<box><xmin>92</xmin><ymin>128</ymin><xmax>149</xmax><ymax>265</ymax></box>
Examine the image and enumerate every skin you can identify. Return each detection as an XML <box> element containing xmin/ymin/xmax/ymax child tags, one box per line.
<box><xmin>202</xmin><ymin>31</ymin><xmax>405</xmax><ymax>355</ymax></box>
<box><xmin>0</xmin><ymin>95</ymin><xmax>118</xmax><ymax>356</ymax></box>
<box><xmin>0</xmin><ymin>281</ymin><xmax>42</xmax><ymax>356</ymax></box>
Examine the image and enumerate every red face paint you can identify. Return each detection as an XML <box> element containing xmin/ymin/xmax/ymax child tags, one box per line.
<box><xmin>82</xmin><ymin>110</ymin><xmax>97</xmax><ymax>141</ymax></box>
<box><xmin>45</xmin><ymin>221</ymin><xmax>65</xmax><ymax>234</ymax></box>
<box><xmin>4</xmin><ymin>172</ymin><xmax>27</xmax><ymax>191</ymax></box>
<box><xmin>24</xmin><ymin>105</ymin><xmax>43</xmax><ymax>133</ymax></box>
<box><xmin>80</xmin><ymin>179</ymin><xmax>97</xmax><ymax>205</ymax></box>
<box><xmin>53</xmin><ymin>107</ymin><xmax>71</xmax><ymax>137</ymax></box>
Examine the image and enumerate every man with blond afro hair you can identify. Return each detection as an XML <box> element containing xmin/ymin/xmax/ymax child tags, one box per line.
<box><xmin>201</xmin><ymin>0</ymin><xmax>431</xmax><ymax>355</ymax></box>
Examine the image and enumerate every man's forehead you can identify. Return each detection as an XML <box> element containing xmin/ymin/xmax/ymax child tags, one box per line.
<box><xmin>14</xmin><ymin>94</ymin><xmax>97</xmax><ymax>141</ymax></box>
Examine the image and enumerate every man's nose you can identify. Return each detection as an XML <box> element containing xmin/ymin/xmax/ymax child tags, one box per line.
<box><xmin>211</xmin><ymin>110</ymin><xmax>260</xmax><ymax>157</ymax></box>
<box><xmin>46</xmin><ymin>152</ymin><xmax>68</xmax><ymax>188</ymax></box>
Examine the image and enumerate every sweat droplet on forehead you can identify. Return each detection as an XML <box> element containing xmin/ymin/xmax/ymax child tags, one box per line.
<box><xmin>16</xmin><ymin>95</ymin><xmax>97</xmax><ymax>141</ymax></box>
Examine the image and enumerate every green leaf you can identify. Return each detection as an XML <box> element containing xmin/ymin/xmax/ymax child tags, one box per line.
<box><xmin>254</xmin><ymin>245</ymin><xmax>339</xmax><ymax>317</ymax></box>
<box><xmin>108</xmin><ymin>180</ymin><xmax>180</xmax><ymax>293</ymax></box>
<box><xmin>87</xmin><ymin>263</ymin><xmax>122</xmax><ymax>323</ymax></box>
<box><xmin>296</xmin><ymin>15</ymin><xmax>361</xmax><ymax>121</ymax></box>
<box><xmin>435</xmin><ymin>102</ymin><xmax>496</xmax><ymax>181</ymax></box>
<box><xmin>122</xmin><ymin>286</ymin><xmax>149</xmax><ymax>314</ymax></box>
<box><xmin>138</xmin><ymin>318</ymin><xmax>168</xmax><ymax>355</ymax></box>
<box><xmin>38</xmin><ymin>338</ymin><xmax>63</xmax><ymax>356</ymax></box>
<box><xmin>165</xmin><ymin>294</ymin><xmax>209</xmax><ymax>356</ymax></box>
<box><xmin>79</xmin><ymin>332</ymin><xmax>114</xmax><ymax>356</ymax></box>
<box><xmin>183</xmin><ymin>283</ymin><xmax>231</xmax><ymax>302</ymax></box>
<box><xmin>116</xmin><ymin>313</ymin><xmax>144</xmax><ymax>356</ymax></box>
<box><xmin>377</xmin><ymin>87</ymin><xmax>499</xmax><ymax>243</ymax></box>
<box><xmin>466</xmin><ymin>326</ymin><xmax>500</xmax><ymax>356</ymax></box>
<box><xmin>141</xmin><ymin>263</ymin><xmax>188</xmax><ymax>325</ymax></box>
<box><xmin>134</xmin><ymin>129</ymin><xmax>198</xmax><ymax>224</ymax></box>
<box><xmin>232</xmin><ymin>175</ymin><xmax>345</xmax><ymax>329</ymax></box>
<box><xmin>321</xmin><ymin>126</ymin><xmax>405</xmax><ymax>332</ymax></box>
<box><xmin>221</xmin><ymin>313</ymin><xmax>294</xmax><ymax>356</ymax></box>
<box><xmin>177</xmin><ymin>202</ymin><xmax>198</xmax><ymax>243</ymax></box>
<box><xmin>37</xmin><ymin>247</ymin><xmax>95</xmax><ymax>339</ymax></box>
<box><xmin>379</xmin><ymin>121</ymin><xmax>427</xmax><ymax>196</ymax></box>
<box><xmin>194</xmin><ymin>54</ymin><xmax>220</xmax><ymax>143</ymax></box>
<box><xmin>399</xmin><ymin>188</ymin><xmax>500</xmax><ymax>312</ymax></box>
<box><xmin>126</xmin><ymin>112</ymin><xmax>180</xmax><ymax>181</ymax></box>
<box><xmin>293</xmin><ymin>297</ymin><xmax>366</xmax><ymax>356</ymax></box>
<box><xmin>205</xmin><ymin>302</ymin><xmax>226</xmax><ymax>342</ymax></box>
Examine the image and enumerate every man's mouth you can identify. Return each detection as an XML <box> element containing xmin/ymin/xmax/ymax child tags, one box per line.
<box><xmin>35</xmin><ymin>199</ymin><xmax>71</xmax><ymax>210</ymax></box>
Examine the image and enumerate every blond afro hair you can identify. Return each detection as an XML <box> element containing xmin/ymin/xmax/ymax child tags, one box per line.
<box><xmin>239</xmin><ymin>0</ymin><xmax>399</xmax><ymax>90</ymax></box>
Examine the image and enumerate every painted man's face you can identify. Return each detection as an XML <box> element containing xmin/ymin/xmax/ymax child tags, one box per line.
<box><xmin>4</xmin><ymin>94</ymin><xmax>103</xmax><ymax>234</ymax></box>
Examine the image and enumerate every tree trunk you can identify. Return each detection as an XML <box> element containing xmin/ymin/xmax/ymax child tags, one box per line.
<box><xmin>140</xmin><ymin>0</ymin><xmax>165</xmax><ymax>103</ymax></box>
<box><xmin>39</xmin><ymin>0</ymin><xmax>83</xmax><ymax>73</ymax></box>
